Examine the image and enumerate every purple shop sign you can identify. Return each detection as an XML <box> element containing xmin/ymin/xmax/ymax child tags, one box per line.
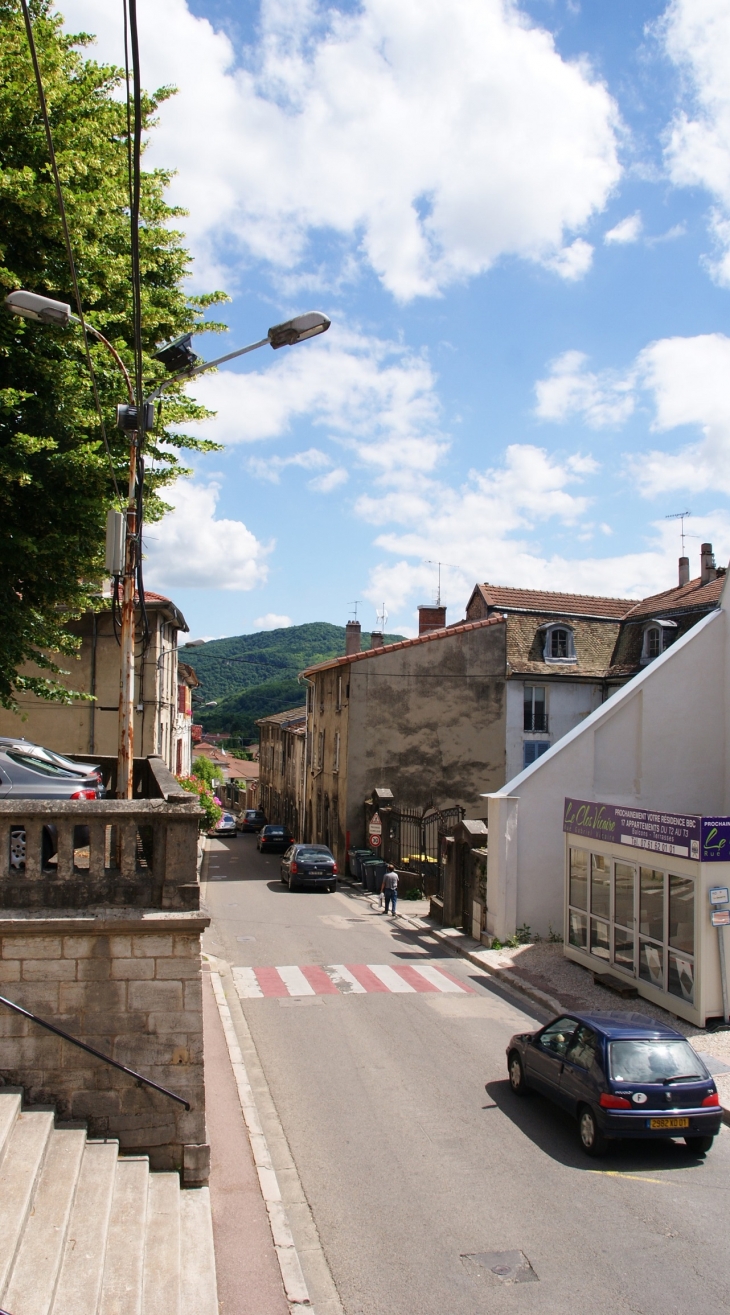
<box><xmin>563</xmin><ymin>798</ymin><xmax>701</xmax><ymax>860</ymax></box>
<box><xmin>701</xmin><ymin>817</ymin><xmax>730</xmax><ymax>863</ymax></box>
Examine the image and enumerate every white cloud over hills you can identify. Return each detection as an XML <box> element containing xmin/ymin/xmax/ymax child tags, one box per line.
<box><xmin>143</xmin><ymin>481</ymin><xmax>270</xmax><ymax>592</ymax></box>
<box><xmin>61</xmin><ymin>0</ymin><xmax>620</xmax><ymax>299</ymax></box>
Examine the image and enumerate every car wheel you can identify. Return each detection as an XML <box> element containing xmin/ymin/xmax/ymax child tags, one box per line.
<box><xmin>327</xmin><ymin>883</ymin><xmax>336</xmax><ymax>893</ymax></box>
<box><xmin>578</xmin><ymin>1105</ymin><xmax>608</xmax><ymax>1157</ymax></box>
<box><xmin>507</xmin><ymin>1051</ymin><xmax>529</xmax><ymax>1097</ymax></box>
<box><xmin>289</xmin><ymin>876</ymin><xmax>298</xmax><ymax>891</ymax></box>
<box><xmin>281</xmin><ymin>871</ymin><xmax>287</xmax><ymax>883</ymax></box>
<box><xmin>685</xmin><ymin>1135</ymin><xmax>715</xmax><ymax>1155</ymax></box>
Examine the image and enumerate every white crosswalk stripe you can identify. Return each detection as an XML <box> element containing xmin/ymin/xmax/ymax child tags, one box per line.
<box><xmin>324</xmin><ymin>965</ymin><xmax>368</xmax><ymax>993</ymax></box>
<box><xmin>410</xmin><ymin>963</ymin><xmax>468</xmax><ymax>992</ymax></box>
<box><xmin>232</xmin><ymin>966</ymin><xmax>263</xmax><ymax>998</ymax></box>
<box><xmin>276</xmin><ymin>966</ymin><xmax>316</xmax><ymax>996</ymax></box>
<box><xmin>366</xmin><ymin>964</ymin><xmax>416</xmax><ymax>993</ymax></box>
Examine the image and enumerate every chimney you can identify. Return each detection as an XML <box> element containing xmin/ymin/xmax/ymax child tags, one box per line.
<box><xmin>701</xmin><ymin>543</ymin><xmax>717</xmax><ymax>586</ymax></box>
<box><xmin>370</xmin><ymin>630</ymin><xmax>384</xmax><ymax>649</ymax></box>
<box><xmin>678</xmin><ymin>556</ymin><xmax>690</xmax><ymax>587</ymax></box>
<box><xmin>345</xmin><ymin>620</ymin><xmax>361</xmax><ymax>655</ymax></box>
<box><xmin>418</xmin><ymin>604</ymin><xmax>447</xmax><ymax>636</ymax></box>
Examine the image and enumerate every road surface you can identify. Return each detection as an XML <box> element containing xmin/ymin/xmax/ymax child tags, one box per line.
<box><xmin>203</xmin><ymin>833</ymin><xmax>730</xmax><ymax>1315</ymax></box>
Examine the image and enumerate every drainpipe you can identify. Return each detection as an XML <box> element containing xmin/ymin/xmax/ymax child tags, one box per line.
<box><xmin>89</xmin><ymin>612</ymin><xmax>97</xmax><ymax>754</ymax></box>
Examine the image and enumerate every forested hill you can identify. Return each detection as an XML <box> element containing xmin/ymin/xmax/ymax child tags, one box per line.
<box><xmin>184</xmin><ymin>622</ymin><xmax>404</xmax><ymax>741</ymax></box>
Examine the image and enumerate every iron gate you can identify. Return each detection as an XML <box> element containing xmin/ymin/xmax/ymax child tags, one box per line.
<box><xmin>369</xmin><ymin>803</ymin><xmax>464</xmax><ymax>894</ymax></box>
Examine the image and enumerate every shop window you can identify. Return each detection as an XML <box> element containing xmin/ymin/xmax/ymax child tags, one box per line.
<box><xmin>590</xmin><ymin>854</ymin><xmax>610</xmax><ymax>920</ymax></box>
<box><xmin>523</xmin><ymin>686</ymin><xmax>547</xmax><ymax>732</ymax></box>
<box><xmin>569</xmin><ymin>910</ymin><xmax>588</xmax><ymax>950</ymax></box>
<box><xmin>640</xmin><ymin>868</ymin><xmax>664</xmax><ymax>941</ymax></box>
<box><xmin>569</xmin><ymin>848</ymin><xmax>588</xmax><ymax>911</ymax></box>
<box><xmin>523</xmin><ymin>741</ymin><xmax>550</xmax><ymax>769</ymax></box>
<box><xmin>543</xmin><ymin>625</ymin><xmax>576</xmax><ymax>663</ymax></box>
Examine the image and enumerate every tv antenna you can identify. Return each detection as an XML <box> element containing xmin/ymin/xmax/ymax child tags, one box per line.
<box><xmin>376</xmin><ymin>602</ymin><xmax>388</xmax><ymax>632</ymax></box>
<box><xmin>349</xmin><ymin>600</ymin><xmax>361</xmax><ymax>620</ymax></box>
<box><xmin>425</xmin><ymin>560</ymin><xmax>459</xmax><ymax>607</ymax></box>
<box><xmin>665</xmin><ymin>511</ymin><xmax>691</xmax><ymax>554</ymax></box>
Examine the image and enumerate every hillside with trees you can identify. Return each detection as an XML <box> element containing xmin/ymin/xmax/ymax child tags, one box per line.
<box><xmin>187</xmin><ymin>622</ymin><xmax>404</xmax><ymax>742</ymax></box>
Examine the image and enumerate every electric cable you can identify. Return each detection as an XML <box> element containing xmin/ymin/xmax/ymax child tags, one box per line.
<box><xmin>19</xmin><ymin>0</ymin><xmax>121</xmax><ymax>503</ymax></box>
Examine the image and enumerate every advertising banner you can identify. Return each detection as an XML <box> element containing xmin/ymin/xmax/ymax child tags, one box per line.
<box><xmin>563</xmin><ymin>798</ymin><xmax>701</xmax><ymax>860</ymax></box>
<box><xmin>700</xmin><ymin>817</ymin><xmax>730</xmax><ymax>863</ymax></box>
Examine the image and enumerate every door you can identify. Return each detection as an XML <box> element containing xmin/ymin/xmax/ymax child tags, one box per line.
<box><xmin>559</xmin><ymin>1024</ymin><xmax>601</xmax><ymax>1114</ymax></box>
<box><xmin>524</xmin><ymin>1017</ymin><xmax>579</xmax><ymax>1100</ymax></box>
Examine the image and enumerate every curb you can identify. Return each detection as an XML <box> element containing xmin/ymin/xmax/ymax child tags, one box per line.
<box><xmin>209</xmin><ymin>971</ymin><xmax>314</xmax><ymax>1313</ymax></box>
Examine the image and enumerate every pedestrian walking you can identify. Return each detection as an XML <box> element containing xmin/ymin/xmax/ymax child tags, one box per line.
<box><xmin>382</xmin><ymin>865</ymin><xmax>398</xmax><ymax>916</ymax></box>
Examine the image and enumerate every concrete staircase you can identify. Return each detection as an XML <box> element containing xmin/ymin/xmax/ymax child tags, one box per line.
<box><xmin>0</xmin><ymin>1092</ymin><xmax>218</xmax><ymax>1315</ymax></box>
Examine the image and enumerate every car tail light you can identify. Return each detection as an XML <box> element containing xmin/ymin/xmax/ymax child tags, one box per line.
<box><xmin>599</xmin><ymin>1092</ymin><xmax>632</xmax><ymax>1109</ymax></box>
<box><xmin>702</xmin><ymin>1092</ymin><xmax>720</xmax><ymax>1107</ymax></box>
<box><xmin>332</xmin><ymin>863</ymin><xmax>338</xmax><ymax>874</ymax></box>
<box><xmin>290</xmin><ymin>861</ymin><xmax>298</xmax><ymax>874</ymax></box>
<box><xmin>70</xmin><ymin>789</ymin><xmax>97</xmax><ymax>801</ymax></box>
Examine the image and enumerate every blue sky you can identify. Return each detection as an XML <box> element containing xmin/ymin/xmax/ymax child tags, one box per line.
<box><xmin>62</xmin><ymin>0</ymin><xmax>730</xmax><ymax>638</ymax></box>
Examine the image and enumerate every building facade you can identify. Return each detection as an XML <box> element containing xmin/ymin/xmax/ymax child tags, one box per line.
<box><xmin>257</xmin><ymin>707</ymin><xmax>306</xmax><ymax>837</ymax></box>
<box><xmin>0</xmin><ymin>591</ymin><xmax>193</xmax><ymax>775</ymax></box>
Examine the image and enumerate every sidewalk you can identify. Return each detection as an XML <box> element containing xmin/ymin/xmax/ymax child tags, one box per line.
<box><xmin>203</xmin><ymin>965</ymin><xmax>289</xmax><ymax>1315</ymax></box>
<box><xmin>343</xmin><ymin>878</ymin><xmax>730</xmax><ymax>1122</ymax></box>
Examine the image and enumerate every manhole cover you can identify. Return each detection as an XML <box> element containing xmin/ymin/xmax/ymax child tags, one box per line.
<box><xmin>461</xmin><ymin>1251</ymin><xmax>538</xmax><ymax>1285</ymax></box>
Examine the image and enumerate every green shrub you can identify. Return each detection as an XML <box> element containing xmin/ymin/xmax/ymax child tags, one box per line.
<box><xmin>177</xmin><ymin>775</ymin><xmax>222</xmax><ymax>832</ymax></box>
<box><xmin>191</xmin><ymin>756</ymin><xmax>217</xmax><ymax>788</ymax></box>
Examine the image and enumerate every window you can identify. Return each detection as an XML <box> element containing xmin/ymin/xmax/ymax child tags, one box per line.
<box><xmin>538</xmin><ymin>1017</ymin><xmax>578</xmax><ymax>1056</ymax></box>
<box><xmin>333</xmin><ymin>731</ymin><xmax>340</xmax><ymax>773</ymax></box>
<box><xmin>543</xmin><ymin>625</ymin><xmax>576</xmax><ymax>663</ymax></box>
<box><xmin>566</xmin><ymin>1025</ymin><xmax>598</xmax><ymax>1071</ymax></box>
<box><xmin>317</xmin><ymin>730</ymin><xmax>325</xmax><ymax>769</ymax></box>
<box><xmin>336</xmin><ymin>676</ymin><xmax>342</xmax><ymax>710</ymax></box>
<box><xmin>523</xmin><ymin>741</ymin><xmax>550</xmax><ymax>768</ymax></box>
<box><xmin>524</xmin><ymin>686</ymin><xmax>547</xmax><ymax>732</ymax></box>
<box><xmin>640</xmin><ymin>619</ymin><xmax>677</xmax><ymax>664</ymax></box>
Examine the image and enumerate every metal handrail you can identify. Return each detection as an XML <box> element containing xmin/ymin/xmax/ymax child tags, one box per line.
<box><xmin>0</xmin><ymin>994</ymin><xmax>190</xmax><ymax>1110</ymax></box>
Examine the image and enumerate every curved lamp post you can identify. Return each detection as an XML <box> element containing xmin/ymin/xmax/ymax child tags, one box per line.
<box><xmin>5</xmin><ymin>290</ymin><xmax>330</xmax><ymax>797</ymax></box>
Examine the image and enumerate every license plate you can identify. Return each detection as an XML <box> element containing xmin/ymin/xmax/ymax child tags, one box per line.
<box><xmin>649</xmin><ymin>1117</ymin><xmax>689</xmax><ymax>1129</ymax></box>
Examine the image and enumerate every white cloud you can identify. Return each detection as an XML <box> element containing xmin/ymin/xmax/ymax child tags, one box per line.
<box><xmin>604</xmin><ymin>212</ymin><xmax>642</xmax><ymax>244</ymax></box>
<box><xmin>61</xmin><ymin>0</ymin><xmax>621</xmax><ymax>299</ymax></box>
<box><xmin>182</xmin><ymin>327</ymin><xmax>446</xmax><ymax>475</ymax></box>
<box><xmin>663</xmin><ymin>0</ymin><xmax>730</xmax><ymax>284</ymax></box>
<box><xmin>308</xmin><ymin>468</ymin><xmax>349</xmax><ymax>493</ymax></box>
<box><xmin>534</xmin><ymin>350</ymin><xmax>636</xmax><ymax>427</ymax></box>
<box><xmin>143</xmin><ymin>481</ymin><xmax>270</xmax><ymax>591</ymax></box>
<box><xmin>253</xmin><ymin>613</ymin><xmax>293</xmax><ymax>630</ymax></box>
<box><xmin>247</xmin><ymin>448</ymin><xmax>330</xmax><ymax>483</ymax></box>
<box><xmin>535</xmin><ymin>332</ymin><xmax>730</xmax><ymax>496</ymax></box>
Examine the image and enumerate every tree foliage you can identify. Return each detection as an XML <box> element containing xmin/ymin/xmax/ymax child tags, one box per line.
<box><xmin>0</xmin><ymin>0</ymin><xmax>228</xmax><ymax>706</ymax></box>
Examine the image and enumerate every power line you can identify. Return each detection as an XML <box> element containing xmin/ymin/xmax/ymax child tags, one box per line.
<box><xmin>19</xmin><ymin>0</ymin><xmax>121</xmax><ymax>502</ymax></box>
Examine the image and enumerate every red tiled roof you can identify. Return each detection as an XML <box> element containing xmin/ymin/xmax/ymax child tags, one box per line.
<box><xmin>256</xmin><ymin>706</ymin><xmax>307</xmax><ymax>727</ymax></box>
<box><xmin>224</xmin><ymin>758</ymin><xmax>259</xmax><ymax>780</ymax></box>
<box><xmin>302</xmin><ymin>614</ymin><xmax>505</xmax><ymax>676</ymax></box>
<box><xmin>623</xmin><ymin>573</ymin><xmax>725</xmax><ymax>621</ymax></box>
<box><xmin>474</xmin><ymin>583</ymin><xmax>634</xmax><ymax>620</ymax></box>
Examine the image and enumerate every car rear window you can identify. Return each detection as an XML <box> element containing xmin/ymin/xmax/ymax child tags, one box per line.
<box><xmin>266</xmin><ymin>827</ymin><xmax>286</xmax><ymax>833</ymax></box>
<box><xmin>5</xmin><ymin>748</ymin><xmax>80</xmax><ymax>777</ymax></box>
<box><xmin>297</xmin><ymin>848</ymin><xmax>333</xmax><ymax>861</ymax></box>
<box><xmin>608</xmin><ymin>1039</ymin><xmax>707</xmax><ymax>1083</ymax></box>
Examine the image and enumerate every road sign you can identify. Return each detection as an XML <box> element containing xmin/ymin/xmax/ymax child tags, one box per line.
<box><xmin>710</xmin><ymin>887</ymin><xmax>729</xmax><ymax>904</ymax></box>
<box><xmin>369</xmin><ymin>833</ymin><xmax>381</xmax><ymax>848</ymax></box>
<box><xmin>712</xmin><ymin>909</ymin><xmax>730</xmax><ymax>926</ymax></box>
<box><xmin>369</xmin><ymin>811</ymin><xmax>382</xmax><ymax>833</ymax></box>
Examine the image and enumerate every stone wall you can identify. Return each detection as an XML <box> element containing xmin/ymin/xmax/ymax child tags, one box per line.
<box><xmin>0</xmin><ymin>909</ymin><xmax>209</xmax><ymax>1179</ymax></box>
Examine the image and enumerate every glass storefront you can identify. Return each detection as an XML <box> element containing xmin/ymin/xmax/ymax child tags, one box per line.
<box><xmin>568</xmin><ymin>847</ymin><xmax>696</xmax><ymax>1004</ymax></box>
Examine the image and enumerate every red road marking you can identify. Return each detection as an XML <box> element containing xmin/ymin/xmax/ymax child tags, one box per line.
<box><xmin>429</xmin><ymin>965</ymin><xmax>476</xmax><ymax>993</ymax></box>
<box><xmin>392</xmin><ymin>964</ymin><xmax>439</xmax><ymax>992</ymax></box>
<box><xmin>300</xmin><ymin>965</ymin><xmax>339</xmax><ymax>994</ymax></box>
<box><xmin>346</xmin><ymin>964</ymin><xmax>390</xmax><ymax>992</ymax></box>
<box><xmin>254</xmin><ymin>967</ymin><xmax>289</xmax><ymax>997</ymax></box>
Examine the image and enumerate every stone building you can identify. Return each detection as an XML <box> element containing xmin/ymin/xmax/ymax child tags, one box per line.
<box><xmin>0</xmin><ymin>591</ymin><xmax>195</xmax><ymax>777</ymax></box>
<box><xmin>257</xmin><ymin>707</ymin><xmax>306</xmax><ymax>837</ymax></box>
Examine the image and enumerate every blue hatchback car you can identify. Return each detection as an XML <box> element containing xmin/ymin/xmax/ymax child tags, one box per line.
<box><xmin>506</xmin><ymin>1011</ymin><xmax>722</xmax><ymax>1157</ymax></box>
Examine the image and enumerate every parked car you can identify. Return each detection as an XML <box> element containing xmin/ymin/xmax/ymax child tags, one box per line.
<box><xmin>257</xmin><ymin>824</ymin><xmax>293</xmax><ymax>853</ymax></box>
<box><xmin>209</xmin><ymin>811</ymin><xmax>237</xmax><ymax>838</ymax></box>
<box><xmin>506</xmin><ymin>1012</ymin><xmax>722</xmax><ymax>1157</ymax></box>
<box><xmin>0</xmin><ymin>738</ymin><xmax>106</xmax><ymax>870</ymax></box>
<box><xmin>239</xmin><ymin>809</ymin><xmax>267</xmax><ymax>833</ymax></box>
<box><xmin>280</xmin><ymin>844</ymin><xmax>337</xmax><ymax>891</ymax></box>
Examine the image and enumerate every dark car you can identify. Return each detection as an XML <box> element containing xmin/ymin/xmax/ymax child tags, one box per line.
<box><xmin>239</xmin><ymin>809</ymin><xmax>266</xmax><ymax>833</ymax></box>
<box><xmin>257</xmin><ymin>825</ymin><xmax>293</xmax><ymax>853</ymax></box>
<box><xmin>280</xmin><ymin>844</ymin><xmax>337</xmax><ymax>891</ymax></box>
<box><xmin>506</xmin><ymin>1011</ymin><xmax>722</xmax><ymax>1157</ymax></box>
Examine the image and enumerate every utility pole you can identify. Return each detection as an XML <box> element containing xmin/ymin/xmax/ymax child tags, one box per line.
<box><xmin>118</xmin><ymin>427</ymin><xmax>138</xmax><ymax>800</ymax></box>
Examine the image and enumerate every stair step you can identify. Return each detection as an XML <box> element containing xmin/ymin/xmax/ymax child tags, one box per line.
<box><xmin>0</xmin><ymin>1109</ymin><xmax>55</xmax><ymax>1298</ymax></box>
<box><xmin>142</xmin><ymin>1174</ymin><xmax>181</xmax><ymax>1315</ymax></box>
<box><xmin>99</xmin><ymin>1157</ymin><xmax>150</xmax><ymax>1315</ymax></box>
<box><xmin>180</xmin><ymin>1189</ymin><xmax>217</xmax><ymax>1315</ymax></box>
<box><xmin>4</xmin><ymin>1128</ymin><xmax>87</xmax><ymax>1315</ymax></box>
<box><xmin>0</xmin><ymin>1090</ymin><xmax>22</xmax><ymax>1166</ymax></box>
<box><xmin>51</xmin><ymin>1141</ymin><xmax>119</xmax><ymax>1315</ymax></box>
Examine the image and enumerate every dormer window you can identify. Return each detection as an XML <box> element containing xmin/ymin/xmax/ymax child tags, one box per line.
<box><xmin>542</xmin><ymin>624</ymin><xmax>576</xmax><ymax>663</ymax></box>
<box><xmin>640</xmin><ymin>618</ymin><xmax>677</xmax><ymax>664</ymax></box>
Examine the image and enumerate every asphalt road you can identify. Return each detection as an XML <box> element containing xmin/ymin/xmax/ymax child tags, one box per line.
<box><xmin>202</xmin><ymin>833</ymin><xmax>730</xmax><ymax>1315</ymax></box>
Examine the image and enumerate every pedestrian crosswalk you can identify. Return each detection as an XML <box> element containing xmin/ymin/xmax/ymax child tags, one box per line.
<box><xmin>232</xmin><ymin>962</ymin><xmax>475</xmax><ymax>999</ymax></box>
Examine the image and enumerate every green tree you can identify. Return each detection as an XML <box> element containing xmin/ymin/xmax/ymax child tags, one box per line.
<box><xmin>190</xmin><ymin>755</ymin><xmax>217</xmax><ymax>788</ymax></box>
<box><xmin>0</xmin><ymin>0</ymin><xmax>227</xmax><ymax>706</ymax></box>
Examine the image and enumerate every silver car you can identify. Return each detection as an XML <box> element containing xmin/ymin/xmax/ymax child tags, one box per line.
<box><xmin>0</xmin><ymin>738</ymin><xmax>106</xmax><ymax>869</ymax></box>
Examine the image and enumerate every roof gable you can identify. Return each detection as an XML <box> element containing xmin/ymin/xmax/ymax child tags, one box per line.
<box><xmin>473</xmin><ymin>582</ymin><xmax>634</xmax><ymax>620</ymax></box>
<box><xmin>302</xmin><ymin>614</ymin><xmax>505</xmax><ymax>676</ymax></box>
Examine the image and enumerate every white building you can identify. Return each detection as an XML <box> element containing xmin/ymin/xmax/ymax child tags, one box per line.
<box><xmin>484</xmin><ymin>573</ymin><xmax>730</xmax><ymax>1026</ymax></box>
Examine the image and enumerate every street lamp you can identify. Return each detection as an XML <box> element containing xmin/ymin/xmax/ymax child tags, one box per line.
<box><xmin>5</xmin><ymin>290</ymin><xmax>330</xmax><ymax>798</ymax></box>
